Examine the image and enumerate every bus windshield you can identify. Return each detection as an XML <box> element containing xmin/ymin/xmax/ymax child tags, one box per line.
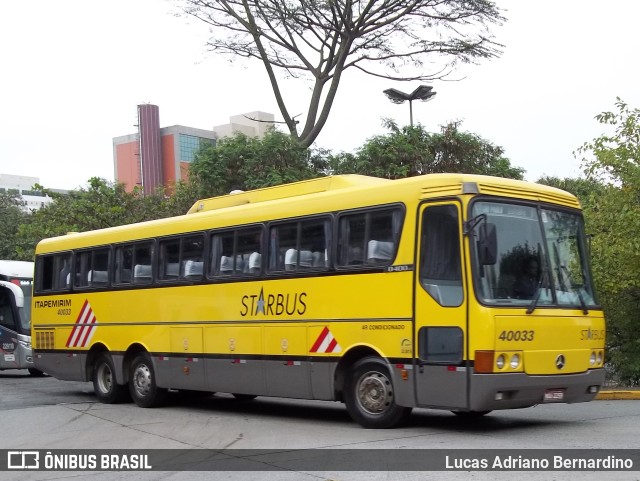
<box><xmin>471</xmin><ymin>201</ymin><xmax>598</xmax><ymax>309</ymax></box>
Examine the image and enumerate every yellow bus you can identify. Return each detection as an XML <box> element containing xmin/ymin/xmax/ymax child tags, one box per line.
<box><xmin>31</xmin><ymin>174</ymin><xmax>605</xmax><ymax>428</ymax></box>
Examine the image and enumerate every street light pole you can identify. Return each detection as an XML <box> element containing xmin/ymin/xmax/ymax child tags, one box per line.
<box><xmin>383</xmin><ymin>85</ymin><xmax>437</xmax><ymax>127</ymax></box>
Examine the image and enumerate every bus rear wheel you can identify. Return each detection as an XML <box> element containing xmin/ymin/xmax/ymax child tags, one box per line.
<box><xmin>92</xmin><ymin>353</ymin><xmax>128</xmax><ymax>403</ymax></box>
<box><xmin>28</xmin><ymin>368</ymin><xmax>46</xmax><ymax>377</ymax></box>
<box><xmin>344</xmin><ymin>357</ymin><xmax>411</xmax><ymax>429</ymax></box>
<box><xmin>129</xmin><ymin>352</ymin><xmax>167</xmax><ymax>408</ymax></box>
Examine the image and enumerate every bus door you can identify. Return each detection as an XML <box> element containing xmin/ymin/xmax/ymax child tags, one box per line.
<box><xmin>413</xmin><ymin>201</ymin><xmax>468</xmax><ymax>409</ymax></box>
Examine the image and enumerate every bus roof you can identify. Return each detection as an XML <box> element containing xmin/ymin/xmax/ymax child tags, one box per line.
<box><xmin>0</xmin><ymin>260</ymin><xmax>34</xmax><ymax>279</ymax></box>
<box><xmin>187</xmin><ymin>175</ymin><xmax>390</xmax><ymax>214</ymax></box>
<box><xmin>35</xmin><ymin>174</ymin><xmax>580</xmax><ymax>254</ymax></box>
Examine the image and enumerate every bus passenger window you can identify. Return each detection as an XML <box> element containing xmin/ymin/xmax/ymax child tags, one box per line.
<box><xmin>36</xmin><ymin>254</ymin><xmax>71</xmax><ymax>292</ymax></box>
<box><xmin>159</xmin><ymin>239</ymin><xmax>180</xmax><ymax>281</ymax></box>
<box><xmin>210</xmin><ymin>226</ymin><xmax>262</xmax><ymax>277</ymax></box>
<box><xmin>75</xmin><ymin>248</ymin><xmax>110</xmax><ymax>288</ymax></box>
<box><xmin>337</xmin><ymin>208</ymin><xmax>402</xmax><ymax>267</ymax></box>
<box><xmin>133</xmin><ymin>242</ymin><xmax>154</xmax><ymax>285</ymax></box>
<box><xmin>180</xmin><ymin>235</ymin><xmax>204</xmax><ymax>280</ymax></box>
<box><xmin>269</xmin><ymin>218</ymin><xmax>329</xmax><ymax>272</ymax></box>
<box><xmin>115</xmin><ymin>245</ymin><xmax>133</xmax><ymax>284</ymax></box>
<box><xmin>236</xmin><ymin>227</ymin><xmax>262</xmax><ymax>275</ymax></box>
<box><xmin>58</xmin><ymin>256</ymin><xmax>71</xmax><ymax>289</ymax></box>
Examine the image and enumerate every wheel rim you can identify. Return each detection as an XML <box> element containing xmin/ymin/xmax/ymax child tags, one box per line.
<box><xmin>96</xmin><ymin>362</ymin><xmax>113</xmax><ymax>394</ymax></box>
<box><xmin>356</xmin><ymin>370</ymin><xmax>393</xmax><ymax>415</ymax></box>
<box><xmin>132</xmin><ymin>363</ymin><xmax>152</xmax><ymax>398</ymax></box>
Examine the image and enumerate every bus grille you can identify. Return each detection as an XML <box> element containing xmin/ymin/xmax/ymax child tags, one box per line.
<box><xmin>36</xmin><ymin>331</ymin><xmax>55</xmax><ymax>350</ymax></box>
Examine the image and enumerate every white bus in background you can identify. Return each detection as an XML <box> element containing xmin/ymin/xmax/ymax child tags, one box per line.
<box><xmin>0</xmin><ymin>260</ymin><xmax>42</xmax><ymax>376</ymax></box>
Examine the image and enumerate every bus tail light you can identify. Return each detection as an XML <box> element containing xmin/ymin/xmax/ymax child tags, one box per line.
<box><xmin>474</xmin><ymin>351</ymin><xmax>495</xmax><ymax>373</ymax></box>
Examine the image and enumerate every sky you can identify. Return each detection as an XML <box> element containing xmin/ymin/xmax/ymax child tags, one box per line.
<box><xmin>1</xmin><ymin>0</ymin><xmax>639</xmax><ymax>190</ymax></box>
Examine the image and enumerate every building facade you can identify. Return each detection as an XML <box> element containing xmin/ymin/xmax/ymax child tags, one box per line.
<box><xmin>113</xmin><ymin>105</ymin><xmax>274</xmax><ymax>194</ymax></box>
<box><xmin>113</xmin><ymin>105</ymin><xmax>217</xmax><ymax>194</ymax></box>
<box><xmin>0</xmin><ymin>174</ymin><xmax>63</xmax><ymax>212</ymax></box>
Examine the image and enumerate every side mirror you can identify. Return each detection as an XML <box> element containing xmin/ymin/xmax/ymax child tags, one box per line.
<box><xmin>477</xmin><ymin>223</ymin><xmax>497</xmax><ymax>265</ymax></box>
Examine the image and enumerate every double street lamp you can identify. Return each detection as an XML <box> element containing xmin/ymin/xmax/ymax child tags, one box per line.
<box><xmin>383</xmin><ymin>85</ymin><xmax>437</xmax><ymax>126</ymax></box>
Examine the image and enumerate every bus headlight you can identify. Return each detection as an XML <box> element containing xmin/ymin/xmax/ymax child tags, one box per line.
<box><xmin>590</xmin><ymin>352</ymin><xmax>596</xmax><ymax>366</ymax></box>
<box><xmin>18</xmin><ymin>339</ymin><xmax>31</xmax><ymax>350</ymax></box>
<box><xmin>496</xmin><ymin>354</ymin><xmax>505</xmax><ymax>370</ymax></box>
<box><xmin>510</xmin><ymin>353</ymin><xmax>521</xmax><ymax>369</ymax></box>
<box><xmin>597</xmin><ymin>351</ymin><xmax>603</xmax><ymax>365</ymax></box>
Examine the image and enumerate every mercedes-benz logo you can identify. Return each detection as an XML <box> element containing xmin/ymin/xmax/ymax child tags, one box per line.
<box><xmin>555</xmin><ymin>354</ymin><xmax>566</xmax><ymax>370</ymax></box>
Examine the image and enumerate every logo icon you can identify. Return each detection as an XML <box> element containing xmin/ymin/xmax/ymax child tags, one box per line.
<box><xmin>7</xmin><ymin>451</ymin><xmax>39</xmax><ymax>469</ymax></box>
<box><xmin>555</xmin><ymin>354</ymin><xmax>566</xmax><ymax>370</ymax></box>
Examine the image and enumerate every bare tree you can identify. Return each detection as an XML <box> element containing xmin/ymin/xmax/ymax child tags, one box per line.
<box><xmin>181</xmin><ymin>0</ymin><xmax>505</xmax><ymax>148</ymax></box>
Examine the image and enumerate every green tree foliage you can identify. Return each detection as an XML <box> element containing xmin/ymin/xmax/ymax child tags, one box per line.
<box><xmin>15</xmin><ymin>178</ymin><xmax>178</xmax><ymax>260</ymax></box>
<box><xmin>574</xmin><ymin>99</ymin><xmax>640</xmax><ymax>385</ymax></box>
<box><xmin>328</xmin><ymin>120</ymin><xmax>525</xmax><ymax>179</ymax></box>
<box><xmin>189</xmin><ymin>129</ymin><xmax>322</xmax><ymax>197</ymax></box>
<box><xmin>181</xmin><ymin>0</ymin><xmax>504</xmax><ymax>147</ymax></box>
<box><xmin>536</xmin><ymin>176</ymin><xmax>606</xmax><ymax>204</ymax></box>
<box><xmin>0</xmin><ymin>192</ymin><xmax>30</xmax><ymax>260</ymax></box>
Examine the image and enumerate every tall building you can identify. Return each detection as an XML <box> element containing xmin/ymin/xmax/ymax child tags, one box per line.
<box><xmin>113</xmin><ymin>105</ymin><xmax>217</xmax><ymax>194</ymax></box>
<box><xmin>113</xmin><ymin>105</ymin><xmax>275</xmax><ymax>194</ymax></box>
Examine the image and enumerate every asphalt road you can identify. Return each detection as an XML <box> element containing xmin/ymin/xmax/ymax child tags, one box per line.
<box><xmin>1</xmin><ymin>369</ymin><xmax>639</xmax><ymax>481</ymax></box>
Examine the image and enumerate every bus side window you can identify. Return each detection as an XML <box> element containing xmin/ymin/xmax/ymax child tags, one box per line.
<box><xmin>337</xmin><ymin>208</ymin><xmax>401</xmax><ymax>267</ymax></box>
<box><xmin>270</xmin><ymin>223</ymin><xmax>297</xmax><ymax>272</ymax></box>
<box><xmin>236</xmin><ymin>227</ymin><xmax>262</xmax><ymax>276</ymax></box>
<box><xmin>75</xmin><ymin>248</ymin><xmax>110</xmax><ymax>288</ymax></box>
<box><xmin>133</xmin><ymin>242</ymin><xmax>154</xmax><ymax>285</ymax></box>
<box><xmin>211</xmin><ymin>232</ymin><xmax>237</xmax><ymax>276</ymax></box>
<box><xmin>58</xmin><ymin>256</ymin><xmax>71</xmax><ymax>289</ymax></box>
<box><xmin>181</xmin><ymin>235</ymin><xmax>204</xmax><ymax>280</ymax></box>
<box><xmin>115</xmin><ymin>245</ymin><xmax>133</xmax><ymax>284</ymax></box>
<box><xmin>366</xmin><ymin>210</ymin><xmax>397</xmax><ymax>264</ymax></box>
<box><xmin>158</xmin><ymin>239</ymin><xmax>180</xmax><ymax>281</ymax></box>
<box><xmin>210</xmin><ymin>227</ymin><xmax>262</xmax><ymax>277</ymax></box>
<box><xmin>270</xmin><ymin>218</ymin><xmax>329</xmax><ymax>272</ymax></box>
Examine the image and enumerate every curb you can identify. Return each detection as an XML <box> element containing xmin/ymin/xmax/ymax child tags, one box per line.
<box><xmin>596</xmin><ymin>390</ymin><xmax>640</xmax><ymax>400</ymax></box>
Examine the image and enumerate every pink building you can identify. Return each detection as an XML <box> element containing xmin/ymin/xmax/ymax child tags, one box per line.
<box><xmin>113</xmin><ymin>105</ymin><xmax>217</xmax><ymax>194</ymax></box>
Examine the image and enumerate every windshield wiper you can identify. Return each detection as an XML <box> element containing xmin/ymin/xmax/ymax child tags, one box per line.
<box><xmin>526</xmin><ymin>264</ymin><xmax>550</xmax><ymax>315</ymax></box>
<box><xmin>560</xmin><ymin>264</ymin><xmax>589</xmax><ymax>315</ymax></box>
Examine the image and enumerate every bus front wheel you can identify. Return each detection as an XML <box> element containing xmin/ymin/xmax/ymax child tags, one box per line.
<box><xmin>344</xmin><ymin>357</ymin><xmax>411</xmax><ymax>429</ymax></box>
<box><xmin>92</xmin><ymin>353</ymin><xmax>128</xmax><ymax>403</ymax></box>
<box><xmin>129</xmin><ymin>352</ymin><xmax>167</xmax><ymax>408</ymax></box>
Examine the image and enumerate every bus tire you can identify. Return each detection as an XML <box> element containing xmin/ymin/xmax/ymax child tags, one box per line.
<box><xmin>129</xmin><ymin>352</ymin><xmax>167</xmax><ymax>408</ymax></box>
<box><xmin>344</xmin><ymin>357</ymin><xmax>411</xmax><ymax>429</ymax></box>
<box><xmin>92</xmin><ymin>353</ymin><xmax>129</xmax><ymax>404</ymax></box>
<box><xmin>28</xmin><ymin>368</ymin><xmax>46</xmax><ymax>377</ymax></box>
